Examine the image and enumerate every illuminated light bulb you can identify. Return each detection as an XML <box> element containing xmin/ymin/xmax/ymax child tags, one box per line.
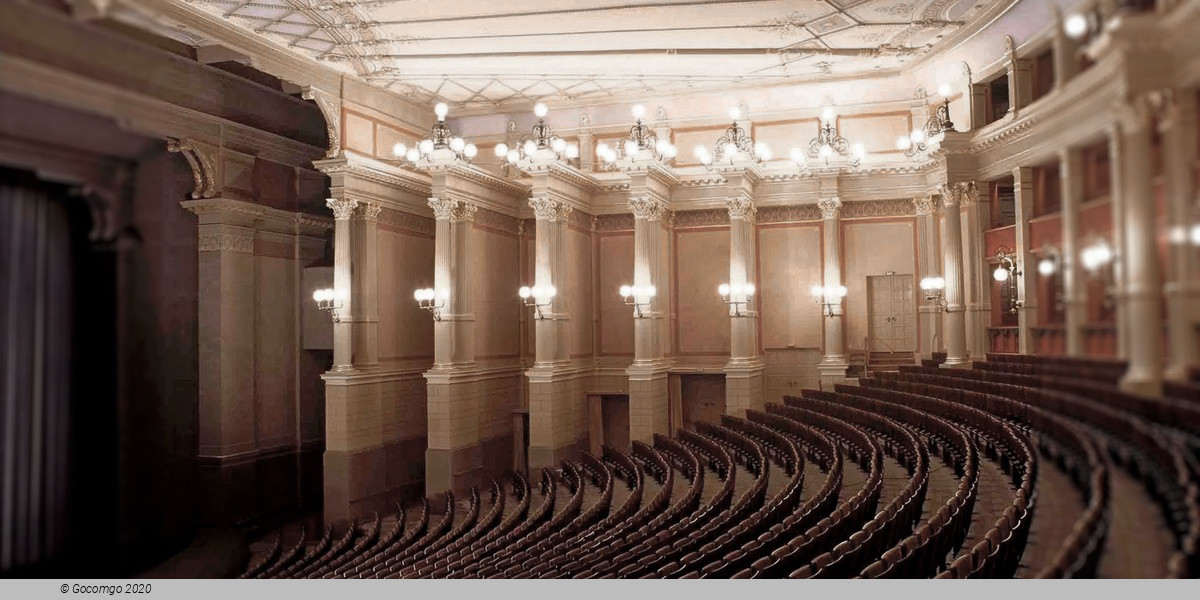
<box><xmin>699</xmin><ymin>154</ymin><xmax>712</xmax><ymax>166</ymax></box>
<box><xmin>910</xmin><ymin>129</ymin><xmax>926</xmax><ymax>144</ymax></box>
<box><xmin>744</xmin><ymin>283</ymin><xmax>756</xmax><ymax>297</ymax></box>
<box><xmin>545</xmin><ymin>285</ymin><xmax>557</xmax><ymax>298</ymax></box>
<box><xmin>728</xmin><ymin>106</ymin><xmax>741</xmax><ymax>120</ymax></box>
<box><xmin>811</xmin><ymin>285</ymin><xmax>824</xmax><ymax>298</ymax></box>
<box><xmin>619</xmin><ymin>285</ymin><xmax>632</xmax><ymax>298</ymax></box>
<box><xmin>419</xmin><ymin>139</ymin><xmax>434</xmax><ymax>154</ymax></box>
<box><xmin>405</xmin><ymin>149</ymin><xmax>420</xmax><ymax>162</ymax></box>
<box><xmin>523</xmin><ymin>140</ymin><xmax>537</xmax><ymax>156</ymax></box>
<box><xmin>934</xmin><ymin>277</ymin><xmax>945</xmax><ymax>289</ymax></box>
<box><xmin>464</xmin><ymin>144</ymin><xmax>478</xmax><ymax>158</ymax></box>
<box><xmin>534</xmin><ymin>103</ymin><xmax>548</xmax><ymax>118</ymax></box>
<box><xmin>1064</xmin><ymin>13</ymin><xmax>1088</xmax><ymax>39</ymax></box>
<box><xmin>631</xmin><ymin>104</ymin><xmax>646</xmax><ymax>119</ymax></box>
<box><xmin>393</xmin><ymin>142</ymin><xmax>407</xmax><ymax>157</ymax></box>
<box><xmin>937</xmin><ymin>83</ymin><xmax>953</xmax><ymax>98</ymax></box>
<box><xmin>920</xmin><ymin>277</ymin><xmax>932</xmax><ymax>291</ymax></box>
<box><xmin>450</xmin><ymin>137</ymin><xmax>465</xmax><ymax>152</ymax></box>
<box><xmin>1191</xmin><ymin>224</ymin><xmax>1200</xmax><ymax>245</ymax></box>
<box><xmin>565</xmin><ymin>144</ymin><xmax>579</xmax><ymax>159</ymax></box>
<box><xmin>731</xmin><ymin>283</ymin><xmax>743</xmax><ymax>296</ymax></box>
<box><xmin>723</xmin><ymin>142</ymin><xmax>737</xmax><ymax>157</ymax></box>
<box><xmin>718</xmin><ymin>283</ymin><xmax>731</xmax><ymax>297</ymax></box>
<box><xmin>754</xmin><ymin>142</ymin><xmax>769</xmax><ymax>157</ymax></box>
<box><xmin>518</xmin><ymin>286</ymin><xmax>531</xmax><ymax>299</ymax></box>
<box><xmin>993</xmin><ymin>267</ymin><xmax>1009</xmax><ymax>282</ymax></box>
<box><xmin>897</xmin><ymin>136</ymin><xmax>912</xmax><ymax>151</ymax></box>
<box><xmin>663</xmin><ymin>144</ymin><xmax>677</xmax><ymax>158</ymax></box>
<box><xmin>789</xmin><ymin>148</ymin><xmax>806</xmax><ymax>164</ymax></box>
<box><xmin>506</xmin><ymin>150</ymin><xmax>519</xmax><ymax>164</ymax></box>
<box><xmin>597</xmin><ymin>143</ymin><xmax>611</xmax><ymax>156</ymax></box>
<box><xmin>1038</xmin><ymin>258</ymin><xmax>1056</xmax><ymax>276</ymax></box>
<box><xmin>434</xmin><ymin>102</ymin><xmax>449</xmax><ymax>119</ymax></box>
<box><xmin>624</xmin><ymin>140</ymin><xmax>639</xmax><ymax>156</ymax></box>
<box><xmin>819</xmin><ymin>144</ymin><xmax>833</xmax><ymax>159</ymax></box>
<box><xmin>313</xmin><ymin>289</ymin><xmax>324</xmax><ymax>302</ymax></box>
<box><xmin>693</xmin><ymin>145</ymin><xmax>707</xmax><ymax>159</ymax></box>
<box><xmin>414</xmin><ymin>289</ymin><xmax>425</xmax><ymax>301</ymax></box>
<box><xmin>821</xmin><ymin>106</ymin><xmax>837</xmax><ymax>122</ymax></box>
<box><xmin>494</xmin><ymin>143</ymin><xmax>509</xmax><ymax>157</ymax></box>
<box><xmin>853</xmin><ymin>144</ymin><xmax>866</xmax><ymax>158</ymax></box>
<box><xmin>438</xmin><ymin>288</ymin><xmax>450</xmax><ymax>301</ymax></box>
<box><xmin>645</xmin><ymin>285</ymin><xmax>657</xmax><ymax>298</ymax></box>
<box><xmin>551</xmin><ymin>138</ymin><xmax>566</xmax><ymax>153</ymax></box>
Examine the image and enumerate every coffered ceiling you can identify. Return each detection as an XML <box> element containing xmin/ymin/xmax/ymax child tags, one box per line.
<box><xmin>175</xmin><ymin>0</ymin><xmax>1005</xmax><ymax>110</ymax></box>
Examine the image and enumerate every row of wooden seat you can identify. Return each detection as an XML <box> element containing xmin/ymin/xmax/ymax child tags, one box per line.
<box><xmin>984</xmin><ymin>352</ymin><xmax>1200</xmax><ymax>407</ymax></box>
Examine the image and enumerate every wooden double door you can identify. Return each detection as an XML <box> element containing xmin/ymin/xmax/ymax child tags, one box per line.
<box><xmin>867</xmin><ymin>274</ymin><xmax>915</xmax><ymax>353</ymax></box>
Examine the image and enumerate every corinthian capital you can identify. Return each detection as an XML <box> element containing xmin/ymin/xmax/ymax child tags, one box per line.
<box><xmin>725</xmin><ymin>197</ymin><xmax>757</xmax><ymax>222</ymax></box>
<box><xmin>326</xmin><ymin>197</ymin><xmax>359</xmax><ymax>220</ymax></box>
<box><xmin>912</xmin><ymin>195</ymin><xmax>938</xmax><ymax>216</ymax></box>
<box><xmin>529</xmin><ymin>197</ymin><xmax>572</xmax><ymax>222</ymax></box>
<box><xmin>938</xmin><ymin>182</ymin><xmax>978</xmax><ymax>208</ymax></box>
<box><xmin>356</xmin><ymin>202</ymin><xmax>382</xmax><ymax>222</ymax></box>
<box><xmin>428</xmin><ymin>197</ymin><xmax>477</xmax><ymax>222</ymax></box>
<box><xmin>1114</xmin><ymin>92</ymin><xmax>1159</xmax><ymax>134</ymax></box>
<box><xmin>817</xmin><ymin>197</ymin><xmax>841</xmax><ymax>220</ymax></box>
<box><xmin>629</xmin><ymin>196</ymin><xmax>667</xmax><ymax>221</ymax></box>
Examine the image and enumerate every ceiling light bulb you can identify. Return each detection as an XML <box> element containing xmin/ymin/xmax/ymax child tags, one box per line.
<box><xmin>464</xmin><ymin>144</ymin><xmax>478</xmax><ymax>158</ymax></box>
<box><xmin>619</xmin><ymin>285</ymin><xmax>632</xmax><ymax>298</ymax></box>
<box><xmin>506</xmin><ymin>150</ymin><xmax>519</xmax><ymax>164</ymax></box>
<box><xmin>993</xmin><ymin>267</ymin><xmax>1009</xmax><ymax>282</ymax></box>
<box><xmin>937</xmin><ymin>83</ymin><xmax>953</xmax><ymax>98</ymax></box>
<box><xmin>718</xmin><ymin>283</ymin><xmax>730</xmax><ymax>297</ymax></box>
<box><xmin>693</xmin><ymin>145</ymin><xmax>707</xmax><ymax>159</ymax></box>
<box><xmin>853</xmin><ymin>144</ymin><xmax>866</xmax><ymax>158</ymax></box>
<box><xmin>313</xmin><ymin>289</ymin><xmax>324</xmax><ymax>302</ymax></box>
<box><xmin>723</xmin><ymin>142</ymin><xmax>736</xmax><ymax>157</ymax></box>
<box><xmin>789</xmin><ymin>148</ymin><xmax>806</xmax><ymax>164</ymax></box>
<box><xmin>631</xmin><ymin>104</ymin><xmax>646</xmax><ymax>119</ymax></box>
<box><xmin>821</xmin><ymin>106</ymin><xmax>837</xmax><ymax>122</ymax></box>
<box><xmin>494</xmin><ymin>143</ymin><xmax>509</xmax><ymax>157</ymax></box>
<box><xmin>419</xmin><ymin>139</ymin><xmax>434</xmax><ymax>154</ymax></box>
<box><xmin>624</xmin><ymin>140</ymin><xmax>639</xmax><ymax>156</ymax></box>
<box><xmin>552</xmin><ymin>138</ymin><xmax>566</xmax><ymax>153</ymax></box>
<box><xmin>597</xmin><ymin>143</ymin><xmax>610</xmax><ymax>155</ymax></box>
<box><xmin>1038</xmin><ymin>258</ymin><xmax>1056</xmax><ymax>276</ymax></box>
<box><xmin>896</xmin><ymin>136</ymin><xmax>912</xmax><ymax>151</ymax></box>
<box><xmin>728</xmin><ymin>106</ymin><xmax>741</xmax><ymax>120</ymax></box>
<box><xmin>434</xmin><ymin>102</ymin><xmax>449</xmax><ymax>119</ymax></box>
<box><xmin>523</xmin><ymin>140</ymin><xmax>537</xmax><ymax>156</ymax></box>
<box><xmin>405</xmin><ymin>149</ymin><xmax>420</xmax><ymax>162</ymax></box>
<box><xmin>744</xmin><ymin>283</ymin><xmax>755</xmax><ymax>297</ymax></box>
<box><xmin>450</xmin><ymin>137</ymin><xmax>465</xmax><ymax>152</ymax></box>
<box><xmin>518</xmin><ymin>286</ymin><xmax>531</xmax><ymax>299</ymax></box>
<box><xmin>910</xmin><ymin>129</ymin><xmax>926</xmax><ymax>144</ymax></box>
<box><xmin>534</xmin><ymin>103</ymin><xmax>548</xmax><ymax>118</ymax></box>
<box><xmin>565</xmin><ymin>144</ymin><xmax>579</xmax><ymax>159</ymax></box>
<box><xmin>819</xmin><ymin>144</ymin><xmax>833</xmax><ymax>159</ymax></box>
<box><xmin>393</xmin><ymin>142</ymin><xmax>407</xmax><ymax>157</ymax></box>
<box><xmin>1064</xmin><ymin>13</ymin><xmax>1088</xmax><ymax>39</ymax></box>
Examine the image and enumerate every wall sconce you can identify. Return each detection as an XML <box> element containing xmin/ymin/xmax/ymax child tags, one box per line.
<box><xmin>414</xmin><ymin>287</ymin><xmax>449</xmax><ymax>321</ymax></box>
<box><xmin>992</xmin><ymin>249</ymin><xmax>1022</xmax><ymax>314</ymax></box>
<box><xmin>918</xmin><ymin>276</ymin><xmax>948</xmax><ymax>311</ymax></box>
<box><xmin>313</xmin><ymin>288</ymin><xmax>345</xmax><ymax>322</ymax></box>
<box><xmin>1037</xmin><ymin>245</ymin><xmax>1060</xmax><ymax>276</ymax></box>
<box><xmin>1081</xmin><ymin>236</ymin><xmax>1116</xmax><ymax>309</ymax></box>
<box><xmin>518</xmin><ymin>284</ymin><xmax>556</xmax><ymax>320</ymax></box>
<box><xmin>619</xmin><ymin>284</ymin><xmax>656</xmax><ymax>318</ymax></box>
<box><xmin>718</xmin><ymin>282</ymin><xmax>756</xmax><ymax>316</ymax></box>
<box><xmin>811</xmin><ymin>284</ymin><xmax>847</xmax><ymax>317</ymax></box>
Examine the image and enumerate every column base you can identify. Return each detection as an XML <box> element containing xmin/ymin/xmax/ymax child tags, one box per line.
<box><xmin>818</xmin><ymin>359</ymin><xmax>849</xmax><ymax>386</ymax></box>
<box><xmin>529</xmin><ymin>441</ymin><xmax>584</xmax><ymax>473</ymax></box>
<box><xmin>627</xmin><ymin>368</ymin><xmax>670</xmax><ymax>445</ymax></box>
<box><xmin>940</xmin><ymin>358</ymin><xmax>972</xmax><ymax>369</ymax></box>
<box><xmin>425</xmin><ymin>444</ymin><xmax>483</xmax><ymax>504</ymax></box>
<box><xmin>324</xmin><ymin>440</ymin><xmax>424</xmax><ymax>524</ymax></box>
<box><xmin>1119</xmin><ymin>374</ymin><xmax>1163</xmax><ymax>398</ymax></box>
<box><xmin>724</xmin><ymin>361</ymin><xmax>765</xmax><ymax>418</ymax></box>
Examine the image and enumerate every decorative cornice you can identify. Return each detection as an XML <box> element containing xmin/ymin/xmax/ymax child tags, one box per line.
<box><xmin>757</xmin><ymin>204</ymin><xmax>821</xmax><ymax>224</ymax></box>
<box><xmin>326</xmin><ymin>197</ymin><xmax>358</xmax><ymax>219</ymax></box>
<box><xmin>436</xmin><ymin>162</ymin><xmax>531</xmax><ymax>198</ymax></box>
<box><xmin>594</xmin><ymin>213</ymin><xmax>635</xmax><ymax>232</ymax></box>
<box><xmin>724</xmin><ymin>197</ymin><xmax>756</xmax><ymax>223</ymax></box>
<box><xmin>674</xmin><ymin>208</ymin><xmax>730</xmax><ymax>228</ymax></box>
<box><xmin>567</xmin><ymin>207</ymin><xmax>594</xmax><ymax>231</ymax></box>
<box><xmin>474</xmin><ymin>206</ymin><xmax>520</xmax><ymax>233</ymax></box>
<box><xmin>841</xmin><ymin>198</ymin><xmax>915</xmax><ymax>218</ymax></box>
<box><xmin>198</xmin><ymin>233</ymin><xmax>253</xmax><ymax>253</ymax></box>
<box><xmin>817</xmin><ymin>197</ymin><xmax>842</xmax><ymax>220</ymax></box>
<box><xmin>523</xmin><ymin>161</ymin><xmax>601</xmax><ymax>194</ymax></box>
<box><xmin>167</xmin><ymin>137</ymin><xmax>218</xmax><ymax>199</ymax></box>
<box><xmin>598</xmin><ymin>182</ymin><xmax>631</xmax><ymax>193</ymax></box>
<box><xmin>314</xmin><ymin>155</ymin><xmax>431</xmax><ymax>198</ymax></box>
<box><xmin>628</xmin><ymin>196</ymin><xmax>668</xmax><ymax>221</ymax></box>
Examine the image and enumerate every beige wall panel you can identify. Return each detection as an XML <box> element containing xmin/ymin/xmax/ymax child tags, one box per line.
<box><xmin>344</xmin><ymin>111</ymin><xmax>375</xmax><ymax>155</ymax></box>
<box><xmin>474</xmin><ymin>228</ymin><xmax>521</xmax><ymax>359</ymax></box>
<box><xmin>378</xmin><ymin>229</ymin><xmax>435</xmax><ymax>363</ymax></box>
<box><xmin>597</xmin><ymin>233</ymin><xmax>635</xmax><ymax>356</ymax></box>
<box><xmin>521</xmin><ymin>234</ymin><xmax>535</xmax><ymax>358</ymax></box>
<box><xmin>843</xmin><ymin>220</ymin><xmax>917</xmax><ymax>350</ymax></box>
<box><xmin>255</xmin><ymin>254</ymin><xmax>297</xmax><ymax>449</ymax></box>
<box><xmin>758</xmin><ymin>225</ymin><xmax>823</xmax><ymax>350</ymax></box>
<box><xmin>672</xmin><ymin>127</ymin><xmax>729</xmax><ymax>167</ymax></box>
<box><xmin>838</xmin><ymin>113</ymin><xmax>912</xmax><ymax>156</ymax></box>
<box><xmin>380</xmin><ymin>376</ymin><xmax>427</xmax><ymax>444</ymax></box>
<box><xmin>567</xmin><ymin>226</ymin><xmax>594</xmax><ymax>357</ymax></box>
<box><xmin>752</xmin><ymin>119</ymin><xmax>818</xmax><ymax>158</ymax></box>
<box><xmin>674</xmin><ymin>228</ymin><xmax>731</xmax><ymax>355</ymax></box>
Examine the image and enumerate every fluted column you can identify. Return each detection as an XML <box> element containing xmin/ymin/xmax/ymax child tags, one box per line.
<box><xmin>1012</xmin><ymin>167</ymin><xmax>1038</xmax><ymax>354</ymax></box>
<box><xmin>724</xmin><ymin>195</ymin><xmax>763</xmax><ymax>417</ymax></box>
<box><xmin>327</xmin><ymin>197</ymin><xmax>358</xmax><ymax>370</ymax></box>
<box><xmin>961</xmin><ymin>183</ymin><xmax>990</xmax><ymax>359</ymax></box>
<box><xmin>1061</xmin><ymin>148</ymin><xmax>1087</xmax><ymax>356</ymax></box>
<box><xmin>425</xmin><ymin>196</ymin><xmax>483</xmax><ymax>498</ymax></box>
<box><xmin>940</xmin><ymin>184</ymin><xmax>970</xmax><ymax>367</ymax></box>
<box><xmin>627</xmin><ymin>196</ymin><xmax>670</xmax><ymax>444</ymax></box>
<box><xmin>1109</xmin><ymin>125</ymin><xmax>1130</xmax><ymax>359</ymax></box>
<box><xmin>529</xmin><ymin>197</ymin><xmax>571</xmax><ymax>367</ymax></box>
<box><xmin>818</xmin><ymin>197</ymin><xmax>848</xmax><ymax>383</ymax></box>
<box><xmin>1053</xmin><ymin>11</ymin><xmax>1080</xmax><ymax>90</ymax></box>
<box><xmin>352</xmin><ymin>202</ymin><xmax>381</xmax><ymax>367</ymax></box>
<box><xmin>1117</xmin><ymin>95</ymin><xmax>1164</xmax><ymax>396</ymax></box>
<box><xmin>914</xmin><ymin>195</ymin><xmax>941</xmax><ymax>361</ymax></box>
<box><xmin>1161</xmin><ymin>90</ymin><xmax>1200</xmax><ymax>380</ymax></box>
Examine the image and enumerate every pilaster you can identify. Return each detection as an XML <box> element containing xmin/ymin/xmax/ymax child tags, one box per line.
<box><xmin>1160</xmin><ymin>89</ymin><xmax>1200</xmax><ymax>380</ymax></box>
<box><xmin>1012</xmin><ymin>167</ymin><xmax>1038</xmax><ymax>354</ymax></box>
<box><xmin>914</xmin><ymin>195</ymin><xmax>942</xmax><ymax>361</ymax></box>
<box><xmin>961</xmin><ymin>183</ymin><xmax>990</xmax><ymax>359</ymax></box>
<box><xmin>818</xmin><ymin>196</ymin><xmax>848</xmax><ymax>384</ymax></box>
<box><xmin>939</xmin><ymin>183</ymin><xmax>971</xmax><ymax>367</ymax></box>
<box><xmin>1060</xmin><ymin>148</ymin><xmax>1087</xmax><ymax>356</ymax></box>
<box><xmin>721</xmin><ymin>169</ymin><xmax>764</xmax><ymax>417</ymax></box>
